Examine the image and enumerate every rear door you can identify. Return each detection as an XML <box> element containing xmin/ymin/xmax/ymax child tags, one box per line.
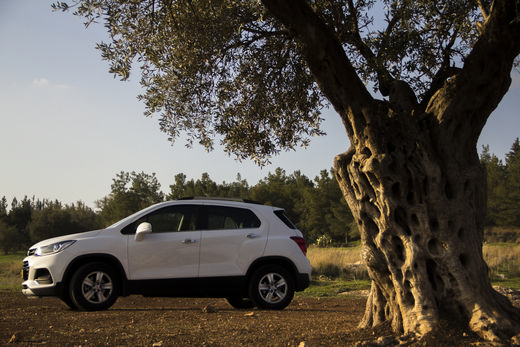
<box><xmin>198</xmin><ymin>204</ymin><xmax>268</xmax><ymax>277</ymax></box>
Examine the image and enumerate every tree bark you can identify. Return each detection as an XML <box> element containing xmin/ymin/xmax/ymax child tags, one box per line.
<box><xmin>263</xmin><ymin>0</ymin><xmax>520</xmax><ymax>342</ymax></box>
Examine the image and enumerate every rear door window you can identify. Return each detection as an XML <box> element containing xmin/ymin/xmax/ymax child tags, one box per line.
<box><xmin>205</xmin><ymin>205</ymin><xmax>261</xmax><ymax>230</ymax></box>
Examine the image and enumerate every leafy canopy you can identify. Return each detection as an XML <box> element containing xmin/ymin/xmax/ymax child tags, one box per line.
<box><xmin>53</xmin><ymin>0</ymin><xmax>493</xmax><ymax>163</ymax></box>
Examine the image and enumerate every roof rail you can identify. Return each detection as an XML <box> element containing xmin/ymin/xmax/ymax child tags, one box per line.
<box><xmin>178</xmin><ymin>196</ymin><xmax>263</xmax><ymax>205</ymax></box>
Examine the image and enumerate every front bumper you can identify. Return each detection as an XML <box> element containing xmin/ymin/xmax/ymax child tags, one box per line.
<box><xmin>22</xmin><ymin>282</ymin><xmax>63</xmax><ymax>297</ymax></box>
<box><xmin>21</xmin><ymin>253</ymin><xmax>69</xmax><ymax>298</ymax></box>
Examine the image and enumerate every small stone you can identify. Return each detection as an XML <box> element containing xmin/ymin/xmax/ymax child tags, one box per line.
<box><xmin>202</xmin><ymin>305</ymin><xmax>217</xmax><ymax>313</ymax></box>
<box><xmin>8</xmin><ymin>333</ymin><xmax>20</xmax><ymax>344</ymax></box>
<box><xmin>511</xmin><ymin>333</ymin><xmax>520</xmax><ymax>345</ymax></box>
<box><xmin>152</xmin><ymin>341</ymin><xmax>163</xmax><ymax>347</ymax></box>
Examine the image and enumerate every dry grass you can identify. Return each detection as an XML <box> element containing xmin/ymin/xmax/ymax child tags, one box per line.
<box><xmin>307</xmin><ymin>245</ymin><xmax>369</xmax><ymax>280</ymax></box>
<box><xmin>483</xmin><ymin>243</ymin><xmax>520</xmax><ymax>279</ymax></box>
<box><xmin>308</xmin><ymin>243</ymin><xmax>520</xmax><ymax>285</ymax></box>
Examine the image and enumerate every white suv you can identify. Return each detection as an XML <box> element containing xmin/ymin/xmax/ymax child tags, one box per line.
<box><xmin>22</xmin><ymin>198</ymin><xmax>311</xmax><ymax>311</ymax></box>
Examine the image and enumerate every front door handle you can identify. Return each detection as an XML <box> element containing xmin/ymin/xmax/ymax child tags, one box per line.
<box><xmin>247</xmin><ymin>233</ymin><xmax>261</xmax><ymax>239</ymax></box>
<box><xmin>182</xmin><ymin>239</ymin><xmax>197</xmax><ymax>244</ymax></box>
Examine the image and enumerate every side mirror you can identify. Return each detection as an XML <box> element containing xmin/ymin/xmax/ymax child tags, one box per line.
<box><xmin>135</xmin><ymin>222</ymin><xmax>152</xmax><ymax>241</ymax></box>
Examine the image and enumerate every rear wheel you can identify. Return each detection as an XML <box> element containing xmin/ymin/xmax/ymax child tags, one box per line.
<box><xmin>69</xmin><ymin>262</ymin><xmax>119</xmax><ymax>311</ymax></box>
<box><xmin>248</xmin><ymin>265</ymin><xmax>294</xmax><ymax>310</ymax></box>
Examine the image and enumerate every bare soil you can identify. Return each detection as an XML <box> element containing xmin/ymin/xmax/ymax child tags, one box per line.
<box><xmin>0</xmin><ymin>292</ymin><xmax>485</xmax><ymax>346</ymax></box>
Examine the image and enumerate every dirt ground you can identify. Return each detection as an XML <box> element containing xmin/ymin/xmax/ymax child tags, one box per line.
<box><xmin>0</xmin><ymin>292</ymin><xmax>486</xmax><ymax>346</ymax></box>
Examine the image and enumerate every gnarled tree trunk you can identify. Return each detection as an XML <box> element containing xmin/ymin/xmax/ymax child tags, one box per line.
<box><xmin>333</xmin><ymin>102</ymin><xmax>520</xmax><ymax>340</ymax></box>
<box><xmin>263</xmin><ymin>0</ymin><xmax>520</xmax><ymax>342</ymax></box>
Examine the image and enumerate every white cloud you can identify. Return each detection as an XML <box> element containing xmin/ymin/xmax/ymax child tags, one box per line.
<box><xmin>32</xmin><ymin>78</ymin><xmax>49</xmax><ymax>87</ymax></box>
<box><xmin>31</xmin><ymin>78</ymin><xmax>71</xmax><ymax>90</ymax></box>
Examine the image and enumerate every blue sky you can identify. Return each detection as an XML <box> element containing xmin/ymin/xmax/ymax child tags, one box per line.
<box><xmin>0</xmin><ymin>0</ymin><xmax>519</xmax><ymax>209</ymax></box>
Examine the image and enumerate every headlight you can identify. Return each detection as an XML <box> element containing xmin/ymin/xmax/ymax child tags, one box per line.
<box><xmin>35</xmin><ymin>240</ymin><xmax>76</xmax><ymax>256</ymax></box>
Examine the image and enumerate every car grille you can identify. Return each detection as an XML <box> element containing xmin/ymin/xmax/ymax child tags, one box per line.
<box><xmin>22</xmin><ymin>261</ymin><xmax>29</xmax><ymax>281</ymax></box>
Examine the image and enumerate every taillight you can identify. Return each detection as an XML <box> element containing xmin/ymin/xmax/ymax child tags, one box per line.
<box><xmin>290</xmin><ymin>236</ymin><xmax>307</xmax><ymax>255</ymax></box>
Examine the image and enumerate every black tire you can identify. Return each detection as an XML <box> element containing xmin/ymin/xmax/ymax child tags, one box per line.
<box><xmin>248</xmin><ymin>265</ymin><xmax>294</xmax><ymax>310</ymax></box>
<box><xmin>69</xmin><ymin>262</ymin><xmax>119</xmax><ymax>311</ymax></box>
<box><xmin>225</xmin><ymin>297</ymin><xmax>256</xmax><ymax>309</ymax></box>
<box><xmin>60</xmin><ymin>293</ymin><xmax>78</xmax><ymax>310</ymax></box>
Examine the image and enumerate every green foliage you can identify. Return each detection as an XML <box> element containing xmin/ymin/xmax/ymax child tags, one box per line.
<box><xmin>481</xmin><ymin>139</ymin><xmax>520</xmax><ymax>228</ymax></box>
<box><xmin>0</xmin><ymin>220</ymin><xmax>20</xmax><ymax>255</ymax></box>
<box><xmin>0</xmin><ymin>197</ymin><xmax>102</xmax><ymax>247</ymax></box>
<box><xmin>55</xmin><ymin>0</ymin><xmax>325</xmax><ymax>165</ymax></box>
<box><xmin>96</xmin><ymin>171</ymin><xmax>165</xmax><ymax>226</ymax></box>
<box><xmin>28</xmin><ymin>201</ymin><xmax>102</xmax><ymax>243</ymax></box>
<box><xmin>53</xmin><ymin>0</ymin><xmax>491</xmax><ymax>164</ymax></box>
<box><xmin>316</xmin><ymin>234</ymin><xmax>333</xmax><ymax>247</ymax></box>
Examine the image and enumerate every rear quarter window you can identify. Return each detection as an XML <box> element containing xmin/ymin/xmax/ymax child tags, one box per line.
<box><xmin>274</xmin><ymin>210</ymin><xmax>297</xmax><ymax>229</ymax></box>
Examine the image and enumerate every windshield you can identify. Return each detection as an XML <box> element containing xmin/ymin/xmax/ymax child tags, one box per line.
<box><xmin>107</xmin><ymin>204</ymin><xmax>160</xmax><ymax>229</ymax></box>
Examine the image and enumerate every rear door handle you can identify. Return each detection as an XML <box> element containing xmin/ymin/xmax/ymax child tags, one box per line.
<box><xmin>247</xmin><ymin>233</ymin><xmax>261</xmax><ymax>239</ymax></box>
<box><xmin>182</xmin><ymin>239</ymin><xmax>197</xmax><ymax>244</ymax></box>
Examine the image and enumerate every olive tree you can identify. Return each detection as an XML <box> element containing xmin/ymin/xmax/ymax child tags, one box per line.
<box><xmin>54</xmin><ymin>0</ymin><xmax>520</xmax><ymax>342</ymax></box>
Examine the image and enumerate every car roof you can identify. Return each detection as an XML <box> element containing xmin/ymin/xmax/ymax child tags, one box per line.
<box><xmin>178</xmin><ymin>196</ymin><xmax>264</xmax><ymax>205</ymax></box>
<box><xmin>152</xmin><ymin>198</ymin><xmax>282</xmax><ymax>213</ymax></box>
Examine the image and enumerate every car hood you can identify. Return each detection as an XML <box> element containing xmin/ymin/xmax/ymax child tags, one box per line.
<box><xmin>30</xmin><ymin>229</ymin><xmax>105</xmax><ymax>249</ymax></box>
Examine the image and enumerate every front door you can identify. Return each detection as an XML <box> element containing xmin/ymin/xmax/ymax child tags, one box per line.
<box><xmin>126</xmin><ymin>204</ymin><xmax>201</xmax><ymax>280</ymax></box>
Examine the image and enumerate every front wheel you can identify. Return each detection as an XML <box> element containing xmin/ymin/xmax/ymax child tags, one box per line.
<box><xmin>226</xmin><ymin>297</ymin><xmax>256</xmax><ymax>309</ymax></box>
<box><xmin>69</xmin><ymin>262</ymin><xmax>119</xmax><ymax>311</ymax></box>
<box><xmin>248</xmin><ymin>265</ymin><xmax>294</xmax><ymax>310</ymax></box>
<box><xmin>60</xmin><ymin>293</ymin><xmax>78</xmax><ymax>310</ymax></box>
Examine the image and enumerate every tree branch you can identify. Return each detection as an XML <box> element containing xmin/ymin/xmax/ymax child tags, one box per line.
<box><xmin>418</xmin><ymin>30</ymin><xmax>461</xmax><ymax>111</ymax></box>
<box><xmin>376</xmin><ymin>0</ymin><xmax>410</xmax><ymax>96</ymax></box>
<box><xmin>476</xmin><ymin>0</ymin><xmax>493</xmax><ymax>20</ymax></box>
<box><xmin>261</xmin><ymin>0</ymin><xmax>374</xmax><ymax>137</ymax></box>
<box><xmin>344</xmin><ymin>0</ymin><xmax>393</xmax><ymax>96</ymax></box>
<box><xmin>427</xmin><ymin>0</ymin><xmax>520</xmax><ymax>151</ymax></box>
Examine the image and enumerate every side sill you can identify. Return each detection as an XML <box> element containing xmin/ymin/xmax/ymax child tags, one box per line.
<box><xmin>127</xmin><ymin>276</ymin><xmax>247</xmax><ymax>298</ymax></box>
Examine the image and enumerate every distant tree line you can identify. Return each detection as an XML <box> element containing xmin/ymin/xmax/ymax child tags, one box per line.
<box><xmin>0</xmin><ymin>198</ymin><xmax>102</xmax><ymax>255</ymax></box>
<box><xmin>0</xmin><ymin>168</ymin><xmax>355</xmax><ymax>254</ymax></box>
<box><xmin>480</xmin><ymin>138</ymin><xmax>520</xmax><ymax>228</ymax></box>
<box><xmin>1</xmin><ymin>138</ymin><xmax>518</xmax><ymax>254</ymax></box>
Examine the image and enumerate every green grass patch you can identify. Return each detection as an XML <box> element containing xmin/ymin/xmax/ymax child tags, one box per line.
<box><xmin>491</xmin><ymin>277</ymin><xmax>520</xmax><ymax>290</ymax></box>
<box><xmin>297</xmin><ymin>279</ymin><xmax>371</xmax><ymax>298</ymax></box>
<box><xmin>0</xmin><ymin>252</ymin><xmax>24</xmax><ymax>292</ymax></box>
<box><xmin>0</xmin><ymin>252</ymin><xmax>25</xmax><ymax>263</ymax></box>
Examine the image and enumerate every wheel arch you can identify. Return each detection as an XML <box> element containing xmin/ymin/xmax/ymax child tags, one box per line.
<box><xmin>246</xmin><ymin>256</ymin><xmax>298</xmax><ymax>282</ymax></box>
<box><xmin>62</xmin><ymin>254</ymin><xmax>129</xmax><ymax>298</ymax></box>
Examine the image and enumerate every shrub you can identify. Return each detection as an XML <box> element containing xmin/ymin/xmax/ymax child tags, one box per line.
<box><xmin>315</xmin><ymin>234</ymin><xmax>333</xmax><ymax>248</ymax></box>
